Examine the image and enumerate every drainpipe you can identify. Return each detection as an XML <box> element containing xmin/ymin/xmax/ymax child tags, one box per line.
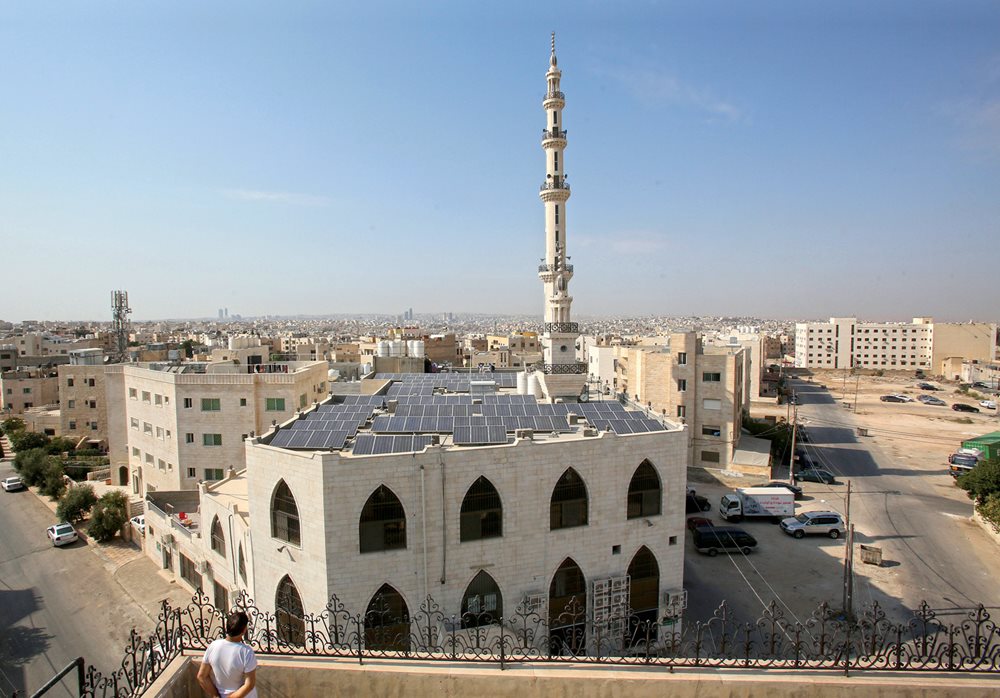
<box><xmin>227</xmin><ymin>510</ymin><xmax>238</xmax><ymax>589</ymax></box>
<box><xmin>439</xmin><ymin>451</ymin><xmax>447</xmax><ymax>585</ymax></box>
<box><xmin>420</xmin><ymin>462</ymin><xmax>429</xmax><ymax>602</ymax></box>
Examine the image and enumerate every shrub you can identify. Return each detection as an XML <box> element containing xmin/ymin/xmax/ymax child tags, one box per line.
<box><xmin>9</xmin><ymin>431</ymin><xmax>50</xmax><ymax>453</ymax></box>
<box><xmin>14</xmin><ymin>449</ymin><xmax>50</xmax><ymax>486</ymax></box>
<box><xmin>56</xmin><ymin>484</ymin><xmax>98</xmax><ymax>524</ymax></box>
<box><xmin>45</xmin><ymin>437</ymin><xmax>79</xmax><ymax>455</ymax></box>
<box><xmin>39</xmin><ymin>460</ymin><xmax>67</xmax><ymax>500</ymax></box>
<box><xmin>73</xmin><ymin>449</ymin><xmax>104</xmax><ymax>458</ymax></box>
<box><xmin>957</xmin><ymin>458</ymin><xmax>1000</xmax><ymax>503</ymax></box>
<box><xmin>88</xmin><ymin>490</ymin><xmax>131</xmax><ymax>542</ymax></box>
<box><xmin>1</xmin><ymin>417</ymin><xmax>25</xmax><ymax>435</ymax></box>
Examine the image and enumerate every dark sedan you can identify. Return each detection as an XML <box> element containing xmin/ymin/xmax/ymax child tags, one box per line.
<box><xmin>795</xmin><ymin>469</ymin><xmax>838</xmax><ymax>485</ymax></box>
<box><xmin>952</xmin><ymin>403</ymin><xmax>980</xmax><ymax>413</ymax></box>
<box><xmin>685</xmin><ymin>492</ymin><xmax>711</xmax><ymax>513</ymax></box>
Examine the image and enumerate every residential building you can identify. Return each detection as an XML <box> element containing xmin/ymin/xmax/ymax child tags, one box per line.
<box><xmin>58</xmin><ymin>349</ymin><xmax>110</xmax><ymax>447</ymax></box>
<box><xmin>1</xmin><ymin>368</ymin><xmax>59</xmax><ymax>414</ymax></box>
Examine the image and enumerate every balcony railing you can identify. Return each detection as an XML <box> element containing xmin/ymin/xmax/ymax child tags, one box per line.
<box><xmin>544</xmin><ymin>90</ymin><xmax>565</xmax><ymax>101</ymax></box>
<box><xmin>539</xmin><ymin>179</ymin><xmax>570</xmax><ymax>193</ymax></box>
<box><xmin>543</xmin><ymin>322</ymin><xmax>579</xmax><ymax>334</ymax></box>
<box><xmin>543</xmin><ymin>362</ymin><xmax>587</xmax><ymax>375</ymax></box>
<box><xmin>537</xmin><ymin>263</ymin><xmax>574</xmax><ymax>274</ymax></box>
<box><xmin>541</xmin><ymin>128</ymin><xmax>567</xmax><ymax>140</ymax></box>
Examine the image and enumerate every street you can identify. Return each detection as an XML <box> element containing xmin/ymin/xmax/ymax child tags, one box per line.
<box><xmin>0</xmin><ymin>461</ymin><xmax>161</xmax><ymax>698</ymax></box>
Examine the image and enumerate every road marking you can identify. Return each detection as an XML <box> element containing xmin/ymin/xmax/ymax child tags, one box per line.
<box><xmin>941</xmin><ymin>512</ymin><xmax>967</xmax><ymax>520</ymax></box>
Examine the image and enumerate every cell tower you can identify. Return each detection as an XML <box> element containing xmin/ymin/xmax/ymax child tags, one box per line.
<box><xmin>110</xmin><ymin>290</ymin><xmax>132</xmax><ymax>364</ymax></box>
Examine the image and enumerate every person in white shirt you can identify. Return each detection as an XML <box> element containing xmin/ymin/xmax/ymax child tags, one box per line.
<box><xmin>197</xmin><ymin>611</ymin><xmax>258</xmax><ymax>698</ymax></box>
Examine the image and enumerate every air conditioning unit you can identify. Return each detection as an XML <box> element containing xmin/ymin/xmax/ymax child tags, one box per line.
<box><xmin>662</xmin><ymin>589</ymin><xmax>688</xmax><ymax>616</ymax></box>
<box><xmin>198</xmin><ymin>560</ymin><xmax>212</xmax><ymax>576</ymax></box>
<box><xmin>162</xmin><ymin>533</ymin><xmax>174</xmax><ymax>546</ymax></box>
<box><xmin>568</xmin><ymin>414</ymin><xmax>580</xmax><ymax>425</ymax></box>
<box><xmin>514</xmin><ymin>428</ymin><xmax>534</xmax><ymax>440</ymax></box>
<box><xmin>387</xmin><ymin>400</ymin><xmax>398</xmax><ymax>414</ymax></box>
<box><xmin>521</xmin><ymin>593</ymin><xmax>547</xmax><ymax>619</ymax></box>
<box><xmin>430</xmin><ymin>434</ymin><xmax>441</xmax><ymax>446</ymax></box>
<box><xmin>582</xmin><ymin>428</ymin><xmax>598</xmax><ymax>437</ymax></box>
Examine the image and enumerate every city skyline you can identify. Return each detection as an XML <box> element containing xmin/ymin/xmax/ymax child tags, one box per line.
<box><xmin>2</xmin><ymin>2</ymin><xmax>998</xmax><ymax>321</ymax></box>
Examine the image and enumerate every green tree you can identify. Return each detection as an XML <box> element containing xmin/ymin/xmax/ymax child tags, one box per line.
<box><xmin>9</xmin><ymin>431</ymin><xmax>50</xmax><ymax>453</ymax></box>
<box><xmin>957</xmin><ymin>458</ymin><xmax>1000</xmax><ymax>503</ymax></box>
<box><xmin>39</xmin><ymin>460</ymin><xmax>67</xmax><ymax>500</ymax></box>
<box><xmin>56</xmin><ymin>484</ymin><xmax>98</xmax><ymax>524</ymax></box>
<box><xmin>1</xmin><ymin>417</ymin><xmax>25</xmax><ymax>435</ymax></box>
<box><xmin>88</xmin><ymin>490</ymin><xmax>130</xmax><ymax>542</ymax></box>
<box><xmin>182</xmin><ymin>339</ymin><xmax>195</xmax><ymax>359</ymax></box>
<box><xmin>46</xmin><ymin>437</ymin><xmax>78</xmax><ymax>455</ymax></box>
<box><xmin>14</xmin><ymin>448</ymin><xmax>50</xmax><ymax>486</ymax></box>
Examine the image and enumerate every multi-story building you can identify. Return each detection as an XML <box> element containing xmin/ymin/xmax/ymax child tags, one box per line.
<box><xmin>615</xmin><ymin>333</ymin><xmax>754</xmax><ymax>472</ymax></box>
<box><xmin>1</xmin><ymin>368</ymin><xmax>59</xmax><ymax>414</ymax></box>
<box><xmin>107</xmin><ymin>360</ymin><xmax>329</xmax><ymax>494</ymax></box>
<box><xmin>58</xmin><ymin>349</ymin><xmax>110</xmax><ymax>447</ymax></box>
<box><xmin>794</xmin><ymin>317</ymin><xmax>998</xmax><ymax>373</ymax></box>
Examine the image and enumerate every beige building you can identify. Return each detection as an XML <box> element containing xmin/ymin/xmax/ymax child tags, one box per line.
<box><xmin>616</xmin><ymin>333</ymin><xmax>754</xmax><ymax>472</ymax></box>
<box><xmin>108</xmin><ymin>360</ymin><xmax>329</xmax><ymax>494</ymax></box>
<box><xmin>58</xmin><ymin>349</ymin><xmax>110</xmax><ymax>447</ymax></box>
<box><xmin>1</xmin><ymin>368</ymin><xmax>59</xmax><ymax>414</ymax></box>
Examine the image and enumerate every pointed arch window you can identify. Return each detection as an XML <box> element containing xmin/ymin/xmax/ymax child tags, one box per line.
<box><xmin>460</xmin><ymin>477</ymin><xmax>502</xmax><ymax>542</ymax></box>
<box><xmin>210</xmin><ymin>516</ymin><xmax>225</xmax><ymax>556</ymax></box>
<box><xmin>275</xmin><ymin>575</ymin><xmax>305</xmax><ymax>646</ymax></box>
<box><xmin>360</xmin><ymin>485</ymin><xmax>406</xmax><ymax>553</ymax></box>
<box><xmin>365</xmin><ymin>584</ymin><xmax>410</xmax><ymax>652</ymax></box>
<box><xmin>271</xmin><ymin>480</ymin><xmax>300</xmax><ymax>546</ymax></box>
<box><xmin>627</xmin><ymin>460</ymin><xmax>662</xmax><ymax>519</ymax></box>
<box><xmin>627</xmin><ymin>547</ymin><xmax>660</xmax><ymax>646</ymax></box>
<box><xmin>550</xmin><ymin>468</ymin><xmax>588</xmax><ymax>530</ymax></box>
<box><xmin>548</xmin><ymin>558</ymin><xmax>586</xmax><ymax>655</ymax></box>
<box><xmin>461</xmin><ymin>570</ymin><xmax>503</xmax><ymax>629</ymax></box>
<box><xmin>237</xmin><ymin>543</ymin><xmax>247</xmax><ymax>584</ymax></box>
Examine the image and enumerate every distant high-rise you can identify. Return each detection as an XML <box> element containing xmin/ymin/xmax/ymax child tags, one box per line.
<box><xmin>218</xmin><ymin>308</ymin><xmax>224</xmax><ymax>320</ymax></box>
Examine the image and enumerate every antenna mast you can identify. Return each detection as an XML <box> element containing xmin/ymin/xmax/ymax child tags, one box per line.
<box><xmin>110</xmin><ymin>290</ymin><xmax>132</xmax><ymax>363</ymax></box>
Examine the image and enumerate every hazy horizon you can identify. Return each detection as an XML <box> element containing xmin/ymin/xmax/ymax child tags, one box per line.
<box><xmin>2</xmin><ymin>2</ymin><xmax>998</xmax><ymax>322</ymax></box>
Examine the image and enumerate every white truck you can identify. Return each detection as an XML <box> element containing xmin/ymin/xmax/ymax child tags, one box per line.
<box><xmin>719</xmin><ymin>487</ymin><xmax>795</xmax><ymax>522</ymax></box>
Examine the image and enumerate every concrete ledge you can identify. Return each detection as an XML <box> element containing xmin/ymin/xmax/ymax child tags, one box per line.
<box><xmin>972</xmin><ymin>509</ymin><xmax>1000</xmax><ymax>547</ymax></box>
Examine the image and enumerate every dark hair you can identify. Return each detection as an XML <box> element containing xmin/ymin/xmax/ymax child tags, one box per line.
<box><xmin>225</xmin><ymin>611</ymin><xmax>249</xmax><ymax>637</ymax></box>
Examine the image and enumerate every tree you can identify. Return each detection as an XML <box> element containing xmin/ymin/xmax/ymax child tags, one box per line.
<box><xmin>182</xmin><ymin>339</ymin><xmax>195</xmax><ymax>359</ymax></box>
<box><xmin>957</xmin><ymin>458</ymin><xmax>1000</xmax><ymax>503</ymax></box>
<box><xmin>45</xmin><ymin>437</ymin><xmax>78</xmax><ymax>455</ymax></box>
<box><xmin>9</xmin><ymin>431</ymin><xmax>50</xmax><ymax>453</ymax></box>
<box><xmin>1</xmin><ymin>417</ymin><xmax>25</xmax><ymax>435</ymax></box>
<box><xmin>56</xmin><ymin>484</ymin><xmax>98</xmax><ymax>524</ymax></box>
<box><xmin>14</xmin><ymin>449</ymin><xmax>50</xmax><ymax>487</ymax></box>
<box><xmin>88</xmin><ymin>490</ymin><xmax>131</xmax><ymax>542</ymax></box>
<box><xmin>39</xmin><ymin>460</ymin><xmax>67</xmax><ymax>500</ymax></box>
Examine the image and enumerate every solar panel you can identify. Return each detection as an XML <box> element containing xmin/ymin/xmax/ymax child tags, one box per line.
<box><xmin>453</xmin><ymin>425</ymin><xmax>507</xmax><ymax>445</ymax></box>
<box><xmin>608</xmin><ymin>420</ymin><xmax>635</xmax><ymax>435</ymax></box>
<box><xmin>352</xmin><ymin>434</ymin><xmax>434</xmax><ymax>455</ymax></box>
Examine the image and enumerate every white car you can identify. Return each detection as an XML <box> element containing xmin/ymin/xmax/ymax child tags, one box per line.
<box><xmin>47</xmin><ymin>522</ymin><xmax>79</xmax><ymax>547</ymax></box>
<box><xmin>981</xmin><ymin>400</ymin><xmax>998</xmax><ymax>410</ymax></box>
<box><xmin>2</xmin><ymin>476</ymin><xmax>24</xmax><ymax>492</ymax></box>
<box><xmin>130</xmin><ymin>515</ymin><xmax>146</xmax><ymax>535</ymax></box>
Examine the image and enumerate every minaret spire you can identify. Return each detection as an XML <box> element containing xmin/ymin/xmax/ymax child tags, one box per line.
<box><xmin>537</xmin><ymin>34</ymin><xmax>586</xmax><ymax>400</ymax></box>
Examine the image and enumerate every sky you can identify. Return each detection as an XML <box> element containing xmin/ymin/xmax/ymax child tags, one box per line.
<box><xmin>1</xmin><ymin>1</ymin><xmax>998</xmax><ymax>322</ymax></box>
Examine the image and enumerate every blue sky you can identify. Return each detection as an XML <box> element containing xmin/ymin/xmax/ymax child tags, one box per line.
<box><xmin>1</xmin><ymin>1</ymin><xmax>998</xmax><ymax>322</ymax></box>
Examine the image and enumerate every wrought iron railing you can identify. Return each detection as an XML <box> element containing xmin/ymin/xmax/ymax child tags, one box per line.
<box><xmin>539</xmin><ymin>180</ymin><xmax>570</xmax><ymax>193</ymax></box>
<box><xmin>543</xmin><ymin>362</ymin><xmax>587</xmax><ymax>375</ymax></box>
<box><xmin>544</xmin><ymin>91</ymin><xmax>565</xmax><ymax>101</ymax></box>
<box><xmin>537</xmin><ymin>264</ymin><xmax>574</xmax><ymax>274</ymax></box>
<box><xmin>543</xmin><ymin>322</ymin><xmax>580</xmax><ymax>334</ymax></box>
<box><xmin>542</xmin><ymin>128</ymin><xmax>567</xmax><ymax>140</ymax></box>
<box><xmin>80</xmin><ymin>591</ymin><xmax>1000</xmax><ymax>696</ymax></box>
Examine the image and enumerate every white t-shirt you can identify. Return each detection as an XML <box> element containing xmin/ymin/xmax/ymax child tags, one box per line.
<box><xmin>203</xmin><ymin>638</ymin><xmax>258</xmax><ymax>698</ymax></box>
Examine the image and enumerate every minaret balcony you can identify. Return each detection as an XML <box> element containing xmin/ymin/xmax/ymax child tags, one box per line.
<box><xmin>542</xmin><ymin>91</ymin><xmax>565</xmax><ymax>106</ymax></box>
<box><xmin>541</xmin><ymin>128</ymin><xmax>567</xmax><ymax>144</ymax></box>
<box><xmin>538</xmin><ymin>263</ymin><xmax>574</xmax><ymax>274</ymax></box>
<box><xmin>539</xmin><ymin>179</ymin><xmax>570</xmax><ymax>193</ymax></box>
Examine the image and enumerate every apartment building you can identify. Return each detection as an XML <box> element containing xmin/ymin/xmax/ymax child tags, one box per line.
<box><xmin>1</xmin><ymin>368</ymin><xmax>59</xmax><ymax>414</ymax></box>
<box><xmin>794</xmin><ymin>317</ymin><xmax>997</xmax><ymax>372</ymax></box>
<box><xmin>615</xmin><ymin>333</ymin><xmax>753</xmax><ymax>472</ymax></box>
<box><xmin>107</xmin><ymin>360</ymin><xmax>329</xmax><ymax>494</ymax></box>
<box><xmin>58</xmin><ymin>349</ymin><xmax>110</xmax><ymax>446</ymax></box>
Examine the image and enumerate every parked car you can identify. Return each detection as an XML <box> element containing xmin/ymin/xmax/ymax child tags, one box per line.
<box><xmin>130</xmin><ymin>515</ymin><xmax>146</xmax><ymax>535</ymax></box>
<box><xmin>692</xmin><ymin>526</ymin><xmax>757</xmax><ymax>556</ymax></box>
<box><xmin>916</xmin><ymin>382</ymin><xmax>939</xmax><ymax>391</ymax></box>
<box><xmin>2</xmin><ymin>476</ymin><xmax>24</xmax><ymax>492</ymax></box>
<box><xmin>47</xmin><ymin>522</ymin><xmax>78</xmax><ymax>547</ymax></box>
<box><xmin>686</xmin><ymin>492</ymin><xmax>711</xmax><ymax>514</ymax></box>
<box><xmin>880</xmin><ymin>395</ymin><xmax>908</xmax><ymax>403</ymax></box>
<box><xmin>752</xmin><ymin>481</ymin><xmax>804</xmax><ymax>499</ymax></box>
<box><xmin>972</xmin><ymin>381</ymin><xmax>995</xmax><ymax>390</ymax></box>
<box><xmin>686</xmin><ymin>516</ymin><xmax>713</xmax><ymax>531</ymax></box>
<box><xmin>952</xmin><ymin>403</ymin><xmax>980</xmax><ymax>413</ymax></box>
<box><xmin>795</xmin><ymin>469</ymin><xmax>838</xmax><ymax>484</ymax></box>
<box><xmin>780</xmin><ymin>511</ymin><xmax>845</xmax><ymax>539</ymax></box>
<box><xmin>917</xmin><ymin>395</ymin><xmax>947</xmax><ymax>406</ymax></box>
<box><xmin>980</xmin><ymin>400</ymin><xmax>997</xmax><ymax>410</ymax></box>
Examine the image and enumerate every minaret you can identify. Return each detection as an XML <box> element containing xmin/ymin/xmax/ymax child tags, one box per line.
<box><xmin>537</xmin><ymin>33</ymin><xmax>586</xmax><ymax>401</ymax></box>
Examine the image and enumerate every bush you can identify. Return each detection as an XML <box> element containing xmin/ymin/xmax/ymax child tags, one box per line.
<box><xmin>14</xmin><ymin>449</ymin><xmax>51</xmax><ymax>486</ymax></box>
<box><xmin>39</xmin><ymin>460</ymin><xmax>67</xmax><ymax>500</ymax></box>
<box><xmin>957</xmin><ymin>458</ymin><xmax>1000</xmax><ymax>503</ymax></box>
<box><xmin>1</xmin><ymin>417</ymin><xmax>25</xmax><ymax>435</ymax></box>
<box><xmin>9</xmin><ymin>431</ymin><xmax>50</xmax><ymax>453</ymax></box>
<box><xmin>45</xmin><ymin>437</ymin><xmax>79</xmax><ymax>455</ymax></box>
<box><xmin>56</xmin><ymin>484</ymin><xmax>98</xmax><ymax>524</ymax></box>
<box><xmin>73</xmin><ymin>448</ymin><xmax>104</xmax><ymax>458</ymax></box>
<box><xmin>88</xmin><ymin>490</ymin><xmax>131</xmax><ymax>542</ymax></box>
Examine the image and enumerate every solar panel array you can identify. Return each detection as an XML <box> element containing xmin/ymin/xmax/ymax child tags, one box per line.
<box><xmin>371</xmin><ymin>414</ymin><xmax>573</xmax><ymax>434</ymax></box>
<box><xmin>270</xmin><ymin>429</ymin><xmax>350</xmax><ymax>450</ymax></box>
<box><xmin>374</xmin><ymin>372</ymin><xmax>519</xmax><ymax>390</ymax></box>
<box><xmin>453</xmin><ymin>424</ymin><xmax>508</xmax><ymax>445</ymax></box>
<box><xmin>353</xmin><ymin>434</ymin><xmax>434</xmax><ymax>455</ymax></box>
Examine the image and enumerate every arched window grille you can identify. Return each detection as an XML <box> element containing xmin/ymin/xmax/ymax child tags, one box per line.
<box><xmin>460</xmin><ymin>477</ymin><xmax>502</xmax><ymax>542</ymax></box>
<box><xmin>461</xmin><ymin>570</ymin><xmax>503</xmax><ymax>629</ymax></box>
<box><xmin>364</xmin><ymin>584</ymin><xmax>410</xmax><ymax>652</ymax></box>
<box><xmin>359</xmin><ymin>485</ymin><xmax>406</xmax><ymax>553</ymax></box>
<box><xmin>210</xmin><ymin>516</ymin><xmax>225</xmax><ymax>556</ymax></box>
<box><xmin>275</xmin><ymin>575</ymin><xmax>305</xmax><ymax>646</ymax></box>
<box><xmin>626</xmin><ymin>460</ymin><xmax>662</xmax><ymax>519</ymax></box>
<box><xmin>271</xmin><ymin>480</ymin><xmax>300</xmax><ymax>546</ymax></box>
<box><xmin>550</xmin><ymin>468</ymin><xmax>588</xmax><ymax>530</ymax></box>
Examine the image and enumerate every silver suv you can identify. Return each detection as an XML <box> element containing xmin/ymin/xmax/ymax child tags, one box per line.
<box><xmin>780</xmin><ymin>511</ymin><xmax>845</xmax><ymax>539</ymax></box>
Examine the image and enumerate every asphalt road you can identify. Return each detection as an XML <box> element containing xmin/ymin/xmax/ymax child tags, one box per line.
<box><xmin>0</xmin><ymin>461</ymin><xmax>157</xmax><ymax>698</ymax></box>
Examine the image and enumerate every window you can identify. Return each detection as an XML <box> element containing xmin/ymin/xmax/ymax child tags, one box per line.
<box><xmin>627</xmin><ymin>460</ymin><xmax>661</xmax><ymax>519</ymax></box>
<box><xmin>187</xmin><ymin>468</ymin><xmax>196</xmax><ymax>479</ymax></box>
<box><xmin>183</xmin><ymin>398</ymin><xmax>193</xmax><ymax>409</ymax></box>
<box><xmin>550</xmin><ymin>468</ymin><xmax>588</xmax><ymax>530</ymax></box>
<box><xmin>460</xmin><ymin>477</ymin><xmax>502</xmax><ymax>541</ymax></box>
<box><xmin>202</xmin><ymin>433</ymin><xmax>222</xmax><ymax>446</ymax></box>
<box><xmin>676</xmin><ymin>405</ymin><xmax>686</xmax><ymax>419</ymax></box>
<box><xmin>156</xmin><ymin>426</ymin><xmax>164</xmax><ymax>439</ymax></box>
<box><xmin>68</xmin><ymin>378</ymin><xmax>76</xmax><ymax>388</ymax></box>
<box><xmin>157</xmin><ymin>459</ymin><xmax>166</xmax><ymax>470</ymax></box>
<box><xmin>299</xmin><ymin>393</ymin><xmax>307</xmax><ymax>409</ymax></box>
<box><xmin>87</xmin><ymin>399</ymin><xmax>97</xmax><ymax>409</ymax></box>
<box><xmin>239</xmin><ymin>398</ymin><xmax>247</xmax><ymax>407</ymax></box>
<box><xmin>271</xmin><ymin>480</ymin><xmax>301</xmax><ymax>545</ymax></box>
<box><xmin>702</xmin><ymin>372</ymin><xmax>721</xmax><ymax>382</ymax></box>
<box><xmin>548</xmin><ymin>558</ymin><xmax>586</xmax><ymax>654</ymax></box>
<box><xmin>213</xmin><ymin>581</ymin><xmax>228</xmax><ymax>614</ymax></box>
<box><xmin>67</xmin><ymin>400</ymin><xmax>75</xmax><ymax>409</ymax></box>
<box><xmin>130</xmin><ymin>417</ymin><xmax>139</xmax><ymax>430</ymax></box>
<box><xmin>142</xmin><ymin>391</ymin><xmax>151</xmax><ymax>403</ymax></box>
<box><xmin>702</xmin><ymin>398</ymin><xmax>721</xmax><ymax>410</ymax></box>
<box><xmin>627</xmin><ymin>547</ymin><xmax>660</xmax><ymax>645</ymax></box>
<box><xmin>677</xmin><ymin>352</ymin><xmax>687</xmax><ymax>365</ymax></box>
<box><xmin>702</xmin><ymin>425</ymin><xmax>721</xmax><ymax>437</ymax></box>
<box><xmin>22</xmin><ymin>387</ymin><xmax>31</xmax><ymax>394</ymax></box>
<box><xmin>461</xmin><ymin>570</ymin><xmax>503</xmax><ymax>628</ymax></box>
<box><xmin>143</xmin><ymin>422</ymin><xmax>153</xmax><ymax>435</ymax></box>
<box><xmin>132</xmin><ymin>447</ymin><xmax>140</xmax><ymax>457</ymax></box>
<box><xmin>68</xmin><ymin>420</ymin><xmax>77</xmax><ymax>430</ymax></box>
<box><xmin>701</xmin><ymin>450</ymin><xmax>721</xmax><ymax>463</ymax></box>
<box><xmin>238</xmin><ymin>544</ymin><xmax>247</xmax><ymax>583</ymax></box>
<box><xmin>204</xmin><ymin>468</ymin><xmax>224</xmax><ymax>481</ymax></box>
<box><xmin>210</xmin><ymin>517</ymin><xmax>225</xmax><ymax>556</ymax></box>
<box><xmin>185</xmin><ymin>432</ymin><xmax>194</xmax><ymax>444</ymax></box>
<box><xmin>270</xmin><ymin>576</ymin><xmax>305</xmax><ymax>646</ymax></box>
<box><xmin>179</xmin><ymin>554</ymin><xmax>202</xmax><ymax>591</ymax></box>
<box><xmin>364</xmin><ymin>584</ymin><xmax>410</xmax><ymax>652</ymax></box>
<box><xmin>677</xmin><ymin>379</ymin><xmax>686</xmax><ymax>392</ymax></box>
<box><xmin>554</xmin><ymin>204</ymin><xmax>560</xmax><ymax>224</ymax></box>
<box><xmin>155</xmin><ymin>394</ymin><xmax>163</xmax><ymax>406</ymax></box>
<box><xmin>360</xmin><ymin>485</ymin><xmax>407</xmax><ymax>553</ymax></box>
<box><xmin>201</xmin><ymin>398</ymin><xmax>221</xmax><ymax>411</ymax></box>
<box><xmin>554</xmin><ymin>151</ymin><xmax>559</xmax><ymax>171</ymax></box>
<box><xmin>265</xmin><ymin>397</ymin><xmax>285</xmax><ymax>412</ymax></box>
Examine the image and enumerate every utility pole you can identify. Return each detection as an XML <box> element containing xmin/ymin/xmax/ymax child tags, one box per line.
<box><xmin>788</xmin><ymin>401</ymin><xmax>798</xmax><ymax>486</ymax></box>
<box><xmin>842</xmin><ymin>481</ymin><xmax>854</xmax><ymax>620</ymax></box>
<box><xmin>854</xmin><ymin>372</ymin><xmax>861</xmax><ymax>414</ymax></box>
